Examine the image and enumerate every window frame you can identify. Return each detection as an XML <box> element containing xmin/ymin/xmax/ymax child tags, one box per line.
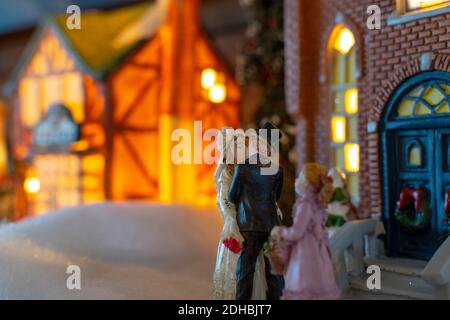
<box><xmin>388</xmin><ymin>0</ymin><xmax>450</xmax><ymax>25</ymax></box>
<box><xmin>328</xmin><ymin>25</ymin><xmax>361</xmax><ymax>205</ymax></box>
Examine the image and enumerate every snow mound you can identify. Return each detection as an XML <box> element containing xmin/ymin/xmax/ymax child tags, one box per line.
<box><xmin>0</xmin><ymin>202</ymin><xmax>222</xmax><ymax>299</ymax></box>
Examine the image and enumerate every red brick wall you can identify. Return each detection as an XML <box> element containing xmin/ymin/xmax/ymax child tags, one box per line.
<box><xmin>286</xmin><ymin>0</ymin><xmax>450</xmax><ymax>216</ymax></box>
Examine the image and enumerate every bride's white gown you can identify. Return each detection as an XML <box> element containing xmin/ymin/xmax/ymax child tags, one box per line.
<box><xmin>212</xmin><ymin>164</ymin><xmax>267</xmax><ymax>300</ymax></box>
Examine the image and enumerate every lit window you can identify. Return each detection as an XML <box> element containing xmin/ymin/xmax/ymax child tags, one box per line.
<box><xmin>345</xmin><ymin>88</ymin><xmax>358</xmax><ymax>114</ymax></box>
<box><xmin>408</xmin><ymin>145</ymin><xmax>422</xmax><ymax>166</ymax></box>
<box><xmin>329</xmin><ymin>25</ymin><xmax>359</xmax><ymax>203</ymax></box>
<box><xmin>331</xmin><ymin>116</ymin><xmax>346</xmax><ymax>143</ymax></box>
<box><xmin>406</xmin><ymin>0</ymin><xmax>450</xmax><ymax>11</ymax></box>
<box><xmin>20</xmin><ymin>73</ymin><xmax>85</xmax><ymax>127</ymax></box>
<box><xmin>32</xmin><ymin>154</ymin><xmax>81</xmax><ymax>214</ymax></box>
<box><xmin>334</xmin><ymin>28</ymin><xmax>355</xmax><ymax>54</ymax></box>
<box><xmin>395</xmin><ymin>82</ymin><xmax>450</xmax><ymax>118</ymax></box>
<box><xmin>344</xmin><ymin>144</ymin><xmax>360</xmax><ymax>172</ymax></box>
<box><xmin>19</xmin><ymin>33</ymin><xmax>84</xmax><ymax>127</ymax></box>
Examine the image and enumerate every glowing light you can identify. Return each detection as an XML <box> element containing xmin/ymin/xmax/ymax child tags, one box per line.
<box><xmin>408</xmin><ymin>0</ymin><xmax>450</xmax><ymax>10</ymax></box>
<box><xmin>24</xmin><ymin>177</ymin><xmax>40</xmax><ymax>194</ymax></box>
<box><xmin>334</xmin><ymin>28</ymin><xmax>355</xmax><ymax>54</ymax></box>
<box><xmin>332</xmin><ymin>116</ymin><xmax>346</xmax><ymax>143</ymax></box>
<box><xmin>345</xmin><ymin>88</ymin><xmax>358</xmax><ymax>114</ymax></box>
<box><xmin>201</xmin><ymin>68</ymin><xmax>217</xmax><ymax>90</ymax></box>
<box><xmin>345</xmin><ymin>143</ymin><xmax>360</xmax><ymax>173</ymax></box>
<box><xmin>209</xmin><ymin>84</ymin><xmax>227</xmax><ymax>104</ymax></box>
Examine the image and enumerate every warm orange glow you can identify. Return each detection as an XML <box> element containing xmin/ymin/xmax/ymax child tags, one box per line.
<box><xmin>201</xmin><ymin>68</ymin><xmax>217</xmax><ymax>90</ymax></box>
<box><xmin>332</xmin><ymin>116</ymin><xmax>346</xmax><ymax>143</ymax></box>
<box><xmin>82</xmin><ymin>153</ymin><xmax>105</xmax><ymax>203</ymax></box>
<box><xmin>24</xmin><ymin>177</ymin><xmax>40</xmax><ymax>194</ymax></box>
<box><xmin>19</xmin><ymin>78</ymin><xmax>40</xmax><ymax>127</ymax></box>
<box><xmin>158</xmin><ymin>114</ymin><xmax>173</xmax><ymax>203</ymax></box>
<box><xmin>209</xmin><ymin>84</ymin><xmax>227</xmax><ymax>103</ymax></box>
<box><xmin>334</xmin><ymin>28</ymin><xmax>355</xmax><ymax>54</ymax></box>
<box><xmin>13</xmin><ymin>2</ymin><xmax>241</xmax><ymax>215</ymax></box>
<box><xmin>0</xmin><ymin>103</ymin><xmax>7</xmax><ymax>177</ymax></box>
<box><xmin>345</xmin><ymin>143</ymin><xmax>360</xmax><ymax>173</ymax></box>
<box><xmin>345</xmin><ymin>88</ymin><xmax>358</xmax><ymax>114</ymax></box>
<box><xmin>63</xmin><ymin>72</ymin><xmax>85</xmax><ymax>123</ymax></box>
<box><xmin>32</xmin><ymin>155</ymin><xmax>81</xmax><ymax>214</ymax></box>
<box><xmin>20</xmin><ymin>72</ymin><xmax>84</xmax><ymax>127</ymax></box>
<box><xmin>43</xmin><ymin>75</ymin><xmax>61</xmax><ymax>110</ymax></box>
<box><xmin>20</xmin><ymin>31</ymin><xmax>83</xmax><ymax>129</ymax></box>
<box><xmin>70</xmin><ymin>140</ymin><xmax>89</xmax><ymax>152</ymax></box>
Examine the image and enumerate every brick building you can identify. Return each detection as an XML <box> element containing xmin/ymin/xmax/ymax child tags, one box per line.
<box><xmin>285</xmin><ymin>0</ymin><xmax>450</xmax><ymax>260</ymax></box>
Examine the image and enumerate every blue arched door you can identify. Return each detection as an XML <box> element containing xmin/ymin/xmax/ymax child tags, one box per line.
<box><xmin>380</xmin><ymin>71</ymin><xmax>450</xmax><ymax>260</ymax></box>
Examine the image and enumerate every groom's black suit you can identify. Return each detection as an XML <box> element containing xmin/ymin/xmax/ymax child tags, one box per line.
<box><xmin>228</xmin><ymin>157</ymin><xmax>284</xmax><ymax>300</ymax></box>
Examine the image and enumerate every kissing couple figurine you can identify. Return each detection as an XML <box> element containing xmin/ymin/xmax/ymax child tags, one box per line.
<box><xmin>212</xmin><ymin>123</ymin><xmax>285</xmax><ymax>300</ymax></box>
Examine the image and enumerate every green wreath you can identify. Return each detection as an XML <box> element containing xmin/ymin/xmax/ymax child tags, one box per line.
<box><xmin>326</xmin><ymin>187</ymin><xmax>349</xmax><ymax>228</ymax></box>
<box><xmin>394</xmin><ymin>188</ymin><xmax>431</xmax><ymax>233</ymax></box>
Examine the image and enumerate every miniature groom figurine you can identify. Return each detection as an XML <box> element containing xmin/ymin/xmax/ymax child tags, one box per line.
<box><xmin>228</xmin><ymin>122</ymin><xmax>284</xmax><ymax>300</ymax></box>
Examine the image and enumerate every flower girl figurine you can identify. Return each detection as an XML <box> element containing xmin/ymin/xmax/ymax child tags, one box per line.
<box><xmin>271</xmin><ymin>163</ymin><xmax>340</xmax><ymax>300</ymax></box>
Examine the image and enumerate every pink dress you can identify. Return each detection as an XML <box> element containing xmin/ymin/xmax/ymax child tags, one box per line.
<box><xmin>280</xmin><ymin>186</ymin><xmax>341</xmax><ymax>300</ymax></box>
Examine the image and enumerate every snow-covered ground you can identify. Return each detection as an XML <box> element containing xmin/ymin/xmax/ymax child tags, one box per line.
<box><xmin>0</xmin><ymin>202</ymin><xmax>222</xmax><ymax>299</ymax></box>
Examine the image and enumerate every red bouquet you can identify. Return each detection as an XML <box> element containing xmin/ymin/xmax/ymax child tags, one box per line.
<box><xmin>223</xmin><ymin>237</ymin><xmax>242</xmax><ymax>254</ymax></box>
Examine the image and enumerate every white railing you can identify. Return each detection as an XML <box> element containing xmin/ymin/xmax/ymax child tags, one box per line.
<box><xmin>329</xmin><ymin>219</ymin><xmax>379</xmax><ymax>291</ymax></box>
<box><xmin>422</xmin><ymin>236</ymin><xmax>450</xmax><ymax>300</ymax></box>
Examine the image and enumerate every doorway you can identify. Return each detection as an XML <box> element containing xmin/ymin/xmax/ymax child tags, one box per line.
<box><xmin>380</xmin><ymin>71</ymin><xmax>450</xmax><ymax>260</ymax></box>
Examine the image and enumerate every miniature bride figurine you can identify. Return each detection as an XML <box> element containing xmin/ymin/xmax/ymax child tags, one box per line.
<box><xmin>272</xmin><ymin>163</ymin><xmax>340</xmax><ymax>300</ymax></box>
<box><xmin>212</xmin><ymin>128</ymin><xmax>268</xmax><ymax>300</ymax></box>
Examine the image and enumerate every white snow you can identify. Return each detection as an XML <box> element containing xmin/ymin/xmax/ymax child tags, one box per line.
<box><xmin>0</xmin><ymin>202</ymin><xmax>222</xmax><ymax>299</ymax></box>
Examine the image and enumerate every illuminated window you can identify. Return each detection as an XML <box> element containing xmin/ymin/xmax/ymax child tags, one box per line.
<box><xmin>331</xmin><ymin>117</ymin><xmax>346</xmax><ymax>143</ymax></box>
<box><xmin>19</xmin><ymin>32</ymin><xmax>84</xmax><ymax>128</ymax></box>
<box><xmin>395</xmin><ymin>81</ymin><xmax>450</xmax><ymax>118</ymax></box>
<box><xmin>330</xmin><ymin>25</ymin><xmax>360</xmax><ymax>203</ymax></box>
<box><xmin>405</xmin><ymin>0</ymin><xmax>450</xmax><ymax>12</ymax></box>
<box><xmin>32</xmin><ymin>154</ymin><xmax>81</xmax><ymax>215</ymax></box>
<box><xmin>20</xmin><ymin>73</ymin><xmax>84</xmax><ymax>127</ymax></box>
<box><xmin>408</xmin><ymin>142</ymin><xmax>423</xmax><ymax>166</ymax></box>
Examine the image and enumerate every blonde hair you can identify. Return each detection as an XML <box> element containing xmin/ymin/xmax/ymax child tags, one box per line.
<box><xmin>302</xmin><ymin>163</ymin><xmax>334</xmax><ymax>205</ymax></box>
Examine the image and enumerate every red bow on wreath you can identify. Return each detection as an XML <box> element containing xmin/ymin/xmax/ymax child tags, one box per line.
<box><xmin>397</xmin><ymin>187</ymin><xmax>424</xmax><ymax>211</ymax></box>
<box><xmin>444</xmin><ymin>190</ymin><xmax>450</xmax><ymax>225</ymax></box>
<box><xmin>445</xmin><ymin>190</ymin><xmax>450</xmax><ymax>214</ymax></box>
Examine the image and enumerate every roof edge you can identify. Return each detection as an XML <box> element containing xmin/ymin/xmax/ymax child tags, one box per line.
<box><xmin>3</xmin><ymin>22</ymin><xmax>47</xmax><ymax>96</ymax></box>
<box><xmin>46</xmin><ymin>17</ymin><xmax>104</xmax><ymax>79</ymax></box>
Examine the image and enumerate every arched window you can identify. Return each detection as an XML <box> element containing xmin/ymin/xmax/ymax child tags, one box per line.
<box><xmin>329</xmin><ymin>25</ymin><xmax>360</xmax><ymax>204</ymax></box>
<box><xmin>396</xmin><ymin>81</ymin><xmax>450</xmax><ymax>118</ymax></box>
